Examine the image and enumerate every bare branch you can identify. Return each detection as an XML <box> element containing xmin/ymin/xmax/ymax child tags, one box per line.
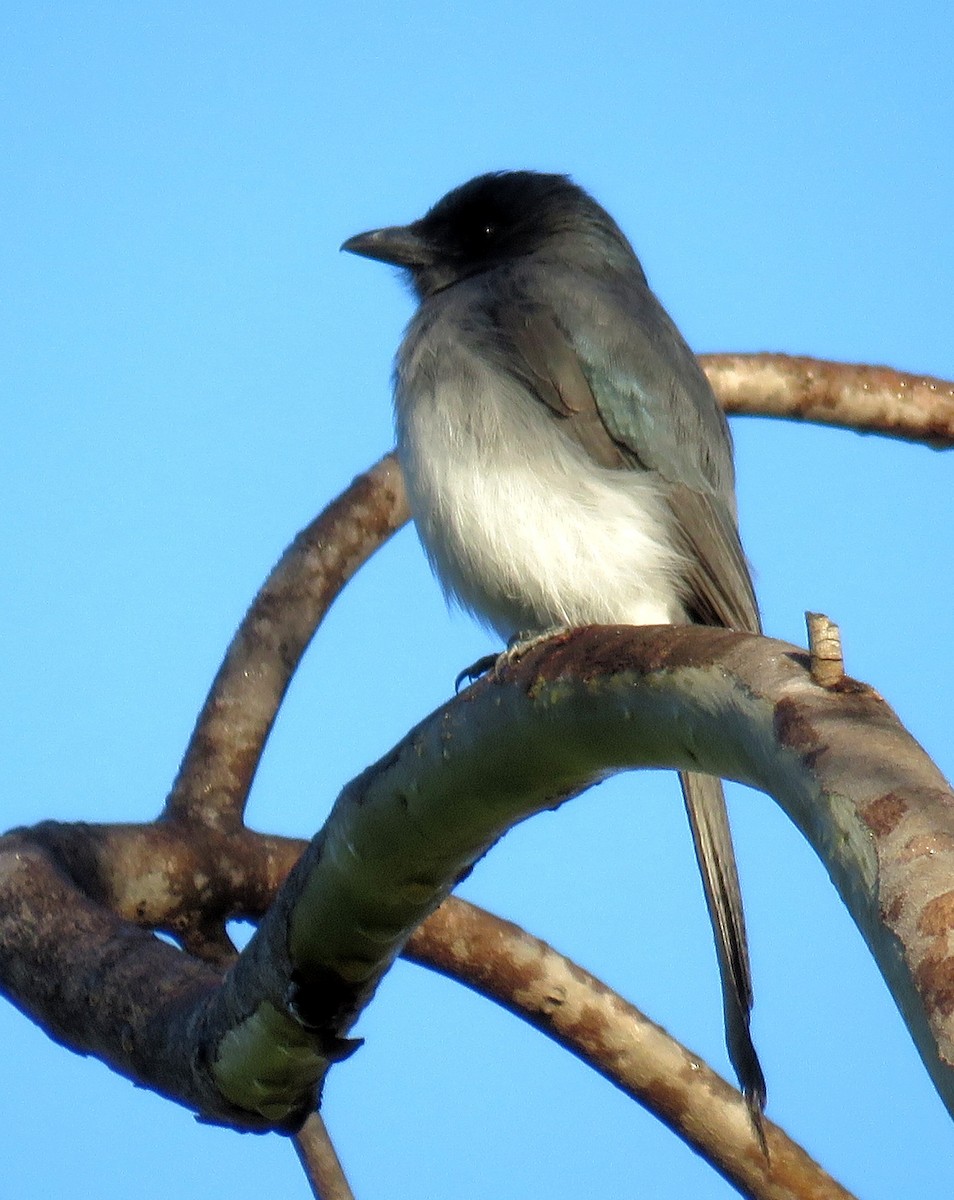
<box><xmin>294</xmin><ymin>1114</ymin><xmax>356</xmax><ymax>1200</ymax></box>
<box><xmin>192</xmin><ymin>625</ymin><xmax>954</xmax><ymax>1129</ymax></box>
<box><xmin>6</xmin><ymin>624</ymin><xmax>953</xmax><ymax>1143</ymax></box>
<box><xmin>12</xmin><ymin>618</ymin><xmax>950</xmax><ymax>1200</ymax></box>
<box><xmin>806</xmin><ymin>612</ymin><xmax>845</xmax><ymax>688</ymax></box>
<box><xmin>408</xmin><ymin>898</ymin><xmax>857</xmax><ymax>1200</ymax></box>
<box><xmin>20</xmin><ymin>819</ymin><xmax>305</xmax><ymax>954</ymax></box>
<box><xmin>703</xmin><ymin>353</ymin><xmax>954</xmax><ymax>448</ymax></box>
<box><xmin>0</xmin><ymin>802</ymin><xmax>860</xmax><ymax>1195</ymax></box>
<box><xmin>164</xmin><ymin>453</ymin><xmax>408</xmax><ymax>830</ymax></box>
<box><xmin>0</xmin><ymin>830</ymin><xmax>231</xmax><ymax>1117</ymax></box>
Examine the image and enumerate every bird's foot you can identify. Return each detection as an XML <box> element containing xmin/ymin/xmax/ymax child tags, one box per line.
<box><xmin>504</xmin><ymin>626</ymin><xmax>563</xmax><ymax>660</ymax></box>
<box><xmin>492</xmin><ymin>626</ymin><xmax>571</xmax><ymax>679</ymax></box>
<box><xmin>454</xmin><ymin>628</ymin><xmax>569</xmax><ymax>692</ymax></box>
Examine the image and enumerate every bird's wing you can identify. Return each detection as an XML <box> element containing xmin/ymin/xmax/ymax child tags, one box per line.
<box><xmin>498</xmin><ymin>301</ymin><xmax>631</xmax><ymax>470</ymax></box>
<box><xmin>665</xmin><ymin>483</ymin><xmax>760</xmax><ymax>632</ymax></box>
<box><xmin>494</xmin><ymin>295</ymin><xmax>760</xmax><ymax>632</ymax></box>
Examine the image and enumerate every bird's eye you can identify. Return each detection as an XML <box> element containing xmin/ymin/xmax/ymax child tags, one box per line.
<box><xmin>481</xmin><ymin>223</ymin><xmax>496</xmax><ymax>239</ymax></box>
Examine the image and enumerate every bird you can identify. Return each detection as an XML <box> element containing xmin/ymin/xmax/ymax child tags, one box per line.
<box><xmin>341</xmin><ymin>170</ymin><xmax>766</xmax><ymax>1130</ymax></box>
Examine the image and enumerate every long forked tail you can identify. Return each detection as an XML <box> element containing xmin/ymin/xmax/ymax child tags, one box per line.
<box><xmin>679</xmin><ymin>770</ymin><xmax>766</xmax><ymax>1142</ymax></box>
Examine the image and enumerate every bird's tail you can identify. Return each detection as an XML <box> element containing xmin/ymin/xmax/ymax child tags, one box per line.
<box><xmin>679</xmin><ymin>769</ymin><xmax>767</xmax><ymax>1146</ymax></box>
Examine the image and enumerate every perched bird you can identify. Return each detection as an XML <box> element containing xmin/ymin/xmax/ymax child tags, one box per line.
<box><xmin>342</xmin><ymin>170</ymin><xmax>766</xmax><ymax>1124</ymax></box>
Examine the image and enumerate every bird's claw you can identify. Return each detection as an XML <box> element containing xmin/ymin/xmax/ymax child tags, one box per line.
<box><xmin>454</xmin><ymin>653</ymin><xmax>499</xmax><ymax>692</ymax></box>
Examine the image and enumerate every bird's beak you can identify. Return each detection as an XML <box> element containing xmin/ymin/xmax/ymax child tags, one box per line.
<box><xmin>340</xmin><ymin>223</ymin><xmax>435</xmax><ymax>268</ymax></box>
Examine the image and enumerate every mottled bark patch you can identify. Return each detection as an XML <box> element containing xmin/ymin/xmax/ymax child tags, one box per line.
<box><xmin>862</xmin><ymin>792</ymin><xmax>908</xmax><ymax>838</ymax></box>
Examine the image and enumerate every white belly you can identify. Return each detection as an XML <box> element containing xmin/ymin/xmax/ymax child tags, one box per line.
<box><xmin>396</xmin><ymin>373</ymin><xmax>688</xmax><ymax>640</ymax></box>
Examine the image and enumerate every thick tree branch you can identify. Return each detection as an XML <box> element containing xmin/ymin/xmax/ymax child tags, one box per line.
<box><xmin>15</xmin><ymin>622</ymin><xmax>948</xmax><ymax>1137</ymax></box>
<box><xmin>20</xmin><ymin>818</ymin><xmax>305</xmax><ymax>960</ymax></box>
<box><xmin>703</xmin><ymin>353</ymin><xmax>954</xmax><ymax>448</ymax></box>
<box><xmin>0</xmin><ymin>830</ymin><xmax>231</xmax><ymax>1116</ymax></box>
<box><xmin>161</xmin><ymin>626</ymin><xmax>954</xmax><ymax>1133</ymax></box>
<box><xmin>1</xmin><ymin>812</ymin><xmax>853</xmax><ymax>1197</ymax></box>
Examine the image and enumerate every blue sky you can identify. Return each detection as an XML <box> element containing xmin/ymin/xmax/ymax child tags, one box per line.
<box><xmin>2</xmin><ymin>4</ymin><xmax>953</xmax><ymax>1197</ymax></box>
